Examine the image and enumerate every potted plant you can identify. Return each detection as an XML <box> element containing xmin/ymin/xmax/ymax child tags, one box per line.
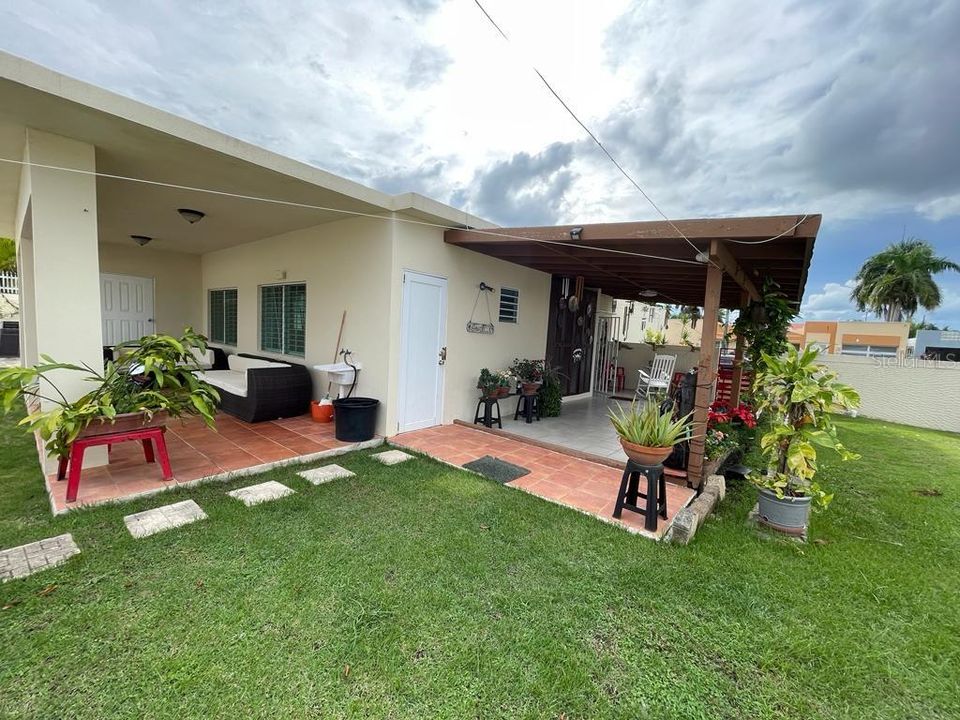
<box><xmin>510</xmin><ymin>358</ymin><xmax>544</xmax><ymax>396</ymax></box>
<box><xmin>609</xmin><ymin>400</ymin><xmax>694</xmax><ymax>465</ymax></box>
<box><xmin>496</xmin><ymin>369</ymin><xmax>512</xmax><ymax>397</ymax></box>
<box><xmin>476</xmin><ymin>368</ymin><xmax>500</xmax><ymax>399</ymax></box>
<box><xmin>644</xmin><ymin>327</ymin><xmax>667</xmax><ymax>351</ymax></box>
<box><xmin>749</xmin><ymin>345</ymin><xmax>861</xmax><ymax>534</ymax></box>
<box><xmin>0</xmin><ymin>329</ymin><xmax>220</xmax><ymax>462</ymax></box>
<box><xmin>679</xmin><ymin>324</ymin><xmax>698</xmax><ymax>352</ymax></box>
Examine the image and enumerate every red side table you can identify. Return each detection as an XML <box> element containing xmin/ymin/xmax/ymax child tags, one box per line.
<box><xmin>57</xmin><ymin>426</ymin><xmax>173</xmax><ymax>503</ymax></box>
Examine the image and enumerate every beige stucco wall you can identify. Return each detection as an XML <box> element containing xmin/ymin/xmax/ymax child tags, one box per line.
<box><xmin>18</xmin><ymin>129</ymin><xmax>106</xmax><ymax>469</ymax></box>
<box><xmin>98</xmin><ymin>244</ymin><xmax>202</xmax><ymax>335</ymax></box>
<box><xmin>200</xmin><ymin>215</ymin><xmax>394</xmax><ymax>434</ymax></box>
<box><xmin>386</xmin><ymin>218</ymin><xmax>551</xmax><ymax>432</ymax></box>
<box><xmin>820</xmin><ymin>354</ymin><xmax>960</xmax><ymax>432</ymax></box>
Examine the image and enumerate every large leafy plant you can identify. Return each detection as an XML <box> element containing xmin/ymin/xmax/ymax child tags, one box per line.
<box><xmin>609</xmin><ymin>400</ymin><xmax>694</xmax><ymax>448</ymax></box>
<box><xmin>750</xmin><ymin>345</ymin><xmax>860</xmax><ymax>508</ymax></box>
<box><xmin>0</xmin><ymin>329</ymin><xmax>219</xmax><ymax>459</ymax></box>
<box><xmin>733</xmin><ymin>278</ymin><xmax>797</xmax><ymax>368</ymax></box>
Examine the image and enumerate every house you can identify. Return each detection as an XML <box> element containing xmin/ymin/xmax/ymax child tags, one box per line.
<box><xmin>0</xmin><ymin>52</ymin><xmax>819</xmax><ymax>487</ymax></box>
<box><xmin>914</xmin><ymin>329</ymin><xmax>960</xmax><ymax>361</ymax></box>
<box><xmin>788</xmin><ymin>320</ymin><xmax>910</xmax><ymax>357</ymax></box>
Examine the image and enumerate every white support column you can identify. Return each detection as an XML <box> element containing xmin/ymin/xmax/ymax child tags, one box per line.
<box><xmin>22</xmin><ymin>129</ymin><xmax>106</xmax><ymax>469</ymax></box>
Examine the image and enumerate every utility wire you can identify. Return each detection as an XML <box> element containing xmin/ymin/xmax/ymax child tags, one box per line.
<box><xmin>0</xmin><ymin>156</ymin><xmax>707</xmax><ymax>267</ymax></box>
<box><xmin>472</xmin><ymin>0</ymin><xmax>717</xmax><ymax>267</ymax></box>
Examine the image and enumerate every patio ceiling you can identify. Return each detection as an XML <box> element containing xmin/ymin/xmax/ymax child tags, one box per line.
<box><xmin>445</xmin><ymin>215</ymin><xmax>821</xmax><ymax>309</ymax></box>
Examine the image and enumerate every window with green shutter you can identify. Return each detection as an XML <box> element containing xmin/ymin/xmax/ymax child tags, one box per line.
<box><xmin>208</xmin><ymin>288</ymin><xmax>238</xmax><ymax>345</ymax></box>
<box><xmin>259</xmin><ymin>283</ymin><xmax>306</xmax><ymax>356</ymax></box>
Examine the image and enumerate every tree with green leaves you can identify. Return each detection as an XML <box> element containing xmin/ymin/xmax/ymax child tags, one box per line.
<box><xmin>0</xmin><ymin>237</ymin><xmax>15</xmax><ymax>272</ymax></box>
<box><xmin>850</xmin><ymin>239</ymin><xmax>959</xmax><ymax>322</ymax></box>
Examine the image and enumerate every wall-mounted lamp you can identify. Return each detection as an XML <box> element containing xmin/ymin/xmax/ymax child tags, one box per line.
<box><xmin>177</xmin><ymin>208</ymin><xmax>206</xmax><ymax>224</ymax></box>
<box><xmin>130</xmin><ymin>235</ymin><xmax>152</xmax><ymax>247</ymax></box>
<box><xmin>570</xmin><ymin>227</ymin><xmax>583</xmax><ymax>241</ymax></box>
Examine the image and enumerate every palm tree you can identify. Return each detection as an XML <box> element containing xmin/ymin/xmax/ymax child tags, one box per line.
<box><xmin>850</xmin><ymin>239</ymin><xmax>959</xmax><ymax>322</ymax></box>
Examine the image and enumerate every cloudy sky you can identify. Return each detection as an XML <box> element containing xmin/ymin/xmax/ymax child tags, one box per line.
<box><xmin>3</xmin><ymin>0</ymin><xmax>959</xmax><ymax>325</ymax></box>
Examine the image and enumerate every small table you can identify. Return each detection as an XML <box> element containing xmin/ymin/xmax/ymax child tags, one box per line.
<box><xmin>473</xmin><ymin>397</ymin><xmax>503</xmax><ymax>429</ymax></box>
<box><xmin>613</xmin><ymin>460</ymin><xmax>668</xmax><ymax>531</ymax></box>
<box><xmin>57</xmin><ymin>426</ymin><xmax>173</xmax><ymax>503</ymax></box>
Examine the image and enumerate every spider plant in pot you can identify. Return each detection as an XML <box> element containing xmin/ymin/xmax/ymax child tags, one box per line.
<box><xmin>609</xmin><ymin>399</ymin><xmax>694</xmax><ymax>465</ymax></box>
<box><xmin>750</xmin><ymin>345</ymin><xmax>861</xmax><ymax>534</ymax></box>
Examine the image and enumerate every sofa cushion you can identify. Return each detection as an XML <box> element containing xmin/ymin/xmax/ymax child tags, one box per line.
<box><xmin>227</xmin><ymin>354</ymin><xmax>290</xmax><ymax>373</ymax></box>
<box><xmin>200</xmin><ymin>370</ymin><xmax>248</xmax><ymax>398</ymax></box>
<box><xmin>189</xmin><ymin>348</ymin><xmax>215</xmax><ymax>369</ymax></box>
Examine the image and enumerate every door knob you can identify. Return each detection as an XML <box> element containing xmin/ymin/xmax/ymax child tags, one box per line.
<box><xmin>438</xmin><ymin>346</ymin><xmax>447</xmax><ymax>365</ymax></box>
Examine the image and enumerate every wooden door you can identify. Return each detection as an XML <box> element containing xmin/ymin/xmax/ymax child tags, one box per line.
<box><xmin>545</xmin><ymin>276</ymin><xmax>597</xmax><ymax>396</ymax></box>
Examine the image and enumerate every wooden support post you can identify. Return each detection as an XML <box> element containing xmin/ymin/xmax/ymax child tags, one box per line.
<box><xmin>729</xmin><ymin>290</ymin><xmax>749</xmax><ymax>407</ymax></box>
<box><xmin>688</xmin><ymin>246</ymin><xmax>723</xmax><ymax>489</ymax></box>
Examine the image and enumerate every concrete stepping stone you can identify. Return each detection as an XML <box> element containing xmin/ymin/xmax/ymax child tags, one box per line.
<box><xmin>297</xmin><ymin>464</ymin><xmax>355</xmax><ymax>485</ymax></box>
<box><xmin>125</xmin><ymin>500</ymin><xmax>207</xmax><ymax>539</ymax></box>
<box><xmin>227</xmin><ymin>480</ymin><xmax>295</xmax><ymax>507</ymax></box>
<box><xmin>1</xmin><ymin>533</ymin><xmax>80</xmax><ymax>582</ymax></box>
<box><xmin>372</xmin><ymin>449</ymin><xmax>414</xmax><ymax>466</ymax></box>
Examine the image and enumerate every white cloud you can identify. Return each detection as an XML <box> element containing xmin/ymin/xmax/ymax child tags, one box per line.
<box><xmin>2</xmin><ymin>0</ymin><xmax>959</xmax><ymax>227</ymax></box>
<box><xmin>800</xmin><ymin>280</ymin><xmax>865</xmax><ymax>321</ymax></box>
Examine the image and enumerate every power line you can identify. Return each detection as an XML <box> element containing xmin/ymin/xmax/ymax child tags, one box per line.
<box><xmin>0</xmin><ymin>156</ymin><xmax>706</xmax><ymax>267</ymax></box>
<box><xmin>472</xmin><ymin>0</ymin><xmax>717</xmax><ymax>267</ymax></box>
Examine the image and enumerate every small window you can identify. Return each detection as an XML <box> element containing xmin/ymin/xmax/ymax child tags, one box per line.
<box><xmin>259</xmin><ymin>283</ymin><xmax>306</xmax><ymax>356</ymax></box>
<box><xmin>208</xmin><ymin>288</ymin><xmax>238</xmax><ymax>346</ymax></box>
<box><xmin>499</xmin><ymin>287</ymin><xmax>519</xmax><ymax>323</ymax></box>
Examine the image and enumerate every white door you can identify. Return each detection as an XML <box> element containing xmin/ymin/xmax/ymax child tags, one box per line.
<box><xmin>398</xmin><ymin>271</ymin><xmax>447</xmax><ymax>433</ymax></box>
<box><xmin>100</xmin><ymin>273</ymin><xmax>155</xmax><ymax>345</ymax></box>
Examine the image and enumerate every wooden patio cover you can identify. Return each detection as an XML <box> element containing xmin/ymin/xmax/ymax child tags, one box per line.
<box><xmin>445</xmin><ymin>214</ymin><xmax>822</xmax><ymax>486</ymax></box>
<box><xmin>445</xmin><ymin>214</ymin><xmax>820</xmax><ymax>308</ymax></box>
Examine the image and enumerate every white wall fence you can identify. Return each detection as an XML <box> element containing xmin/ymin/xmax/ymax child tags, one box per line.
<box><xmin>0</xmin><ymin>271</ymin><xmax>17</xmax><ymax>295</ymax></box>
<box><xmin>820</xmin><ymin>354</ymin><xmax>960</xmax><ymax>433</ymax></box>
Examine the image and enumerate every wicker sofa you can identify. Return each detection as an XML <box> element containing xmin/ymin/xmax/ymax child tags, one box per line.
<box><xmin>200</xmin><ymin>350</ymin><xmax>312</xmax><ymax>423</ymax></box>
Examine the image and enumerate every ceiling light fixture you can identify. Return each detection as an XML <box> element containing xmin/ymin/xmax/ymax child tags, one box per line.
<box><xmin>695</xmin><ymin>251</ymin><xmax>711</xmax><ymax>263</ymax></box>
<box><xmin>639</xmin><ymin>289</ymin><xmax>658</xmax><ymax>298</ymax></box>
<box><xmin>177</xmin><ymin>208</ymin><xmax>206</xmax><ymax>224</ymax></box>
<box><xmin>130</xmin><ymin>235</ymin><xmax>152</xmax><ymax>247</ymax></box>
<box><xmin>569</xmin><ymin>227</ymin><xmax>583</xmax><ymax>241</ymax></box>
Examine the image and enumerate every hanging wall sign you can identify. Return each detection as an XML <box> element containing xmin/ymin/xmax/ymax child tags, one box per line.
<box><xmin>467</xmin><ymin>282</ymin><xmax>496</xmax><ymax>334</ymax></box>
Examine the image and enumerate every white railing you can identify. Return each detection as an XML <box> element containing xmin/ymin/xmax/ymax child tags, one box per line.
<box><xmin>0</xmin><ymin>271</ymin><xmax>17</xmax><ymax>295</ymax></box>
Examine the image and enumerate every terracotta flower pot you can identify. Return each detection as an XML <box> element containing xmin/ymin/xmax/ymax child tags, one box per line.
<box><xmin>78</xmin><ymin>410</ymin><xmax>169</xmax><ymax>439</ymax></box>
<box><xmin>619</xmin><ymin>438</ymin><xmax>672</xmax><ymax>465</ymax></box>
<box><xmin>498</xmin><ymin>386</ymin><xmax>511</xmax><ymax>398</ymax></box>
<box><xmin>521</xmin><ymin>381</ymin><xmax>541</xmax><ymax>396</ymax></box>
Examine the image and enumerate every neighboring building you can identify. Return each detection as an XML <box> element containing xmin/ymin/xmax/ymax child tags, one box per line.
<box><xmin>662</xmin><ymin>317</ymin><xmax>725</xmax><ymax>348</ymax></box>
<box><xmin>789</xmin><ymin>320</ymin><xmax>910</xmax><ymax>357</ymax></box>
<box><xmin>915</xmin><ymin>329</ymin><xmax>960</xmax><ymax>361</ymax></box>
<box><xmin>615</xmin><ymin>300</ymin><xmax>668</xmax><ymax>343</ymax></box>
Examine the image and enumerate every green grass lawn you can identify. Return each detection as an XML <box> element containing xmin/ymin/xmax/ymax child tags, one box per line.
<box><xmin>0</xmin><ymin>412</ymin><xmax>958</xmax><ymax>719</ymax></box>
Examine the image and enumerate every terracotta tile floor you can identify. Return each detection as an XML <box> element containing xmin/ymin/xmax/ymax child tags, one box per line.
<box><xmin>392</xmin><ymin>424</ymin><xmax>696</xmax><ymax>539</ymax></box>
<box><xmin>45</xmin><ymin>413</ymin><xmax>370</xmax><ymax>514</ymax></box>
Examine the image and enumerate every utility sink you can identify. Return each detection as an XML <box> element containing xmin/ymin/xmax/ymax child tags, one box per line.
<box><xmin>313</xmin><ymin>361</ymin><xmax>362</xmax><ymax>394</ymax></box>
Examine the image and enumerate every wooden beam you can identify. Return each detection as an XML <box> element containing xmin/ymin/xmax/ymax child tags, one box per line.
<box><xmin>709</xmin><ymin>239</ymin><xmax>761</xmax><ymax>302</ymax></box>
<box><xmin>687</xmin><ymin>261</ymin><xmax>723</xmax><ymax>489</ymax></box>
<box><xmin>729</xmin><ymin>291</ymin><xmax>749</xmax><ymax>407</ymax></box>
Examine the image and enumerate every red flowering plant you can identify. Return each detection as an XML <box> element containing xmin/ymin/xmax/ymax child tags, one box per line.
<box><xmin>705</xmin><ymin>399</ymin><xmax>758</xmax><ymax>460</ymax></box>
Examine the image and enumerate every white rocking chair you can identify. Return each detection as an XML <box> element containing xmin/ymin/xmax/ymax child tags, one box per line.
<box><xmin>634</xmin><ymin>354</ymin><xmax>677</xmax><ymax>401</ymax></box>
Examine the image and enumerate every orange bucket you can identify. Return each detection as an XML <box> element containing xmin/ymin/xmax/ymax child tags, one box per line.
<box><xmin>310</xmin><ymin>400</ymin><xmax>334</xmax><ymax>423</ymax></box>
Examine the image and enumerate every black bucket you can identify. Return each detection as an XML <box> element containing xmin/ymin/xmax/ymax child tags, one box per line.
<box><xmin>332</xmin><ymin>397</ymin><xmax>380</xmax><ymax>442</ymax></box>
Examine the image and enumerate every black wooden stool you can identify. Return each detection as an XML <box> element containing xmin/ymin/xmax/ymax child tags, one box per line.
<box><xmin>513</xmin><ymin>393</ymin><xmax>541</xmax><ymax>424</ymax></box>
<box><xmin>613</xmin><ymin>460</ymin><xmax>668</xmax><ymax>532</ymax></box>
<box><xmin>474</xmin><ymin>397</ymin><xmax>502</xmax><ymax>429</ymax></box>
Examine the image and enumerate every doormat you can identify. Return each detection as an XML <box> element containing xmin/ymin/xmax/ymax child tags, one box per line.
<box><xmin>610</xmin><ymin>395</ymin><xmax>634</xmax><ymax>402</ymax></box>
<box><xmin>462</xmin><ymin>455</ymin><xmax>530</xmax><ymax>484</ymax></box>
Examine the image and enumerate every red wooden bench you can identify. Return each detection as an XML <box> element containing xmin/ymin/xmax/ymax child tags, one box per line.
<box><xmin>57</xmin><ymin>426</ymin><xmax>173</xmax><ymax>503</ymax></box>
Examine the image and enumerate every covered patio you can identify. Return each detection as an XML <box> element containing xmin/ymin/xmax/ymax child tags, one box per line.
<box><xmin>446</xmin><ymin>215</ymin><xmax>821</xmax><ymax>488</ymax></box>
